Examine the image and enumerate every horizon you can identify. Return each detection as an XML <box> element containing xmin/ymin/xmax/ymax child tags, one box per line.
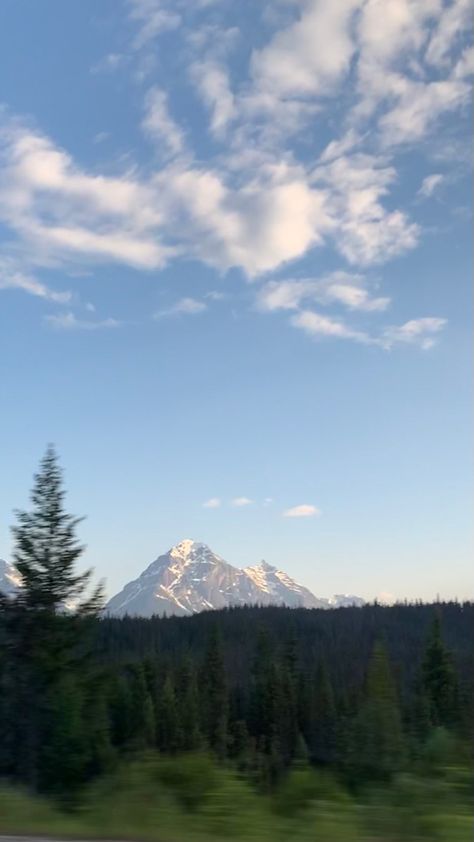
<box><xmin>1</xmin><ymin>1</ymin><xmax>472</xmax><ymax>605</ymax></box>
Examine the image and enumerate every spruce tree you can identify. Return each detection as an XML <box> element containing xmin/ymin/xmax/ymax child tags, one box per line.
<box><xmin>3</xmin><ymin>446</ymin><xmax>103</xmax><ymax>789</ymax></box>
<box><xmin>201</xmin><ymin>626</ymin><xmax>228</xmax><ymax>759</ymax></box>
<box><xmin>422</xmin><ymin>615</ymin><xmax>459</xmax><ymax>729</ymax></box>
<box><xmin>12</xmin><ymin>445</ymin><xmax>102</xmax><ymax>614</ymax></box>
<box><xmin>347</xmin><ymin>641</ymin><xmax>405</xmax><ymax>781</ymax></box>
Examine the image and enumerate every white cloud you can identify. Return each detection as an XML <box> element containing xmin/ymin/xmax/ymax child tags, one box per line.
<box><xmin>418</xmin><ymin>173</ymin><xmax>444</xmax><ymax>198</ymax></box>
<box><xmin>0</xmin><ymin>124</ymin><xmax>171</xmax><ymax>271</ymax></box>
<box><xmin>313</xmin><ymin>154</ymin><xmax>420</xmax><ymax>264</ymax></box>
<box><xmin>0</xmin><ymin>261</ymin><xmax>72</xmax><ymax>303</ymax></box>
<box><xmin>453</xmin><ymin>46</ymin><xmax>474</xmax><ymax>79</ymax></box>
<box><xmin>256</xmin><ymin>272</ymin><xmax>390</xmax><ymax>314</ymax></box>
<box><xmin>231</xmin><ymin>497</ymin><xmax>253</xmax><ymax>507</ymax></box>
<box><xmin>378</xmin><ymin>79</ymin><xmax>470</xmax><ymax>147</ymax></box>
<box><xmin>256</xmin><ymin>279</ymin><xmax>315</xmax><ymax>312</ymax></box>
<box><xmin>191</xmin><ymin>60</ymin><xmax>235</xmax><ymax>137</ymax></box>
<box><xmin>128</xmin><ymin>0</ymin><xmax>181</xmax><ymax>50</ymax></box>
<box><xmin>357</xmin><ymin>0</ymin><xmax>439</xmax><ymax>67</ymax></box>
<box><xmin>142</xmin><ymin>87</ymin><xmax>185</xmax><ymax>156</ymax></box>
<box><xmin>202</xmin><ymin>497</ymin><xmax>221</xmax><ymax>508</ymax></box>
<box><xmin>425</xmin><ymin>0</ymin><xmax>472</xmax><ymax>67</ymax></box>
<box><xmin>323</xmin><ymin>280</ymin><xmax>389</xmax><ymax>311</ymax></box>
<box><xmin>156</xmin><ymin>162</ymin><xmax>333</xmax><ymax>276</ymax></box>
<box><xmin>283</xmin><ymin>504</ymin><xmax>321</xmax><ymax>518</ymax></box>
<box><xmin>154</xmin><ymin>297</ymin><xmax>207</xmax><ymax>317</ymax></box>
<box><xmin>319</xmin><ymin>129</ymin><xmax>363</xmax><ymax>163</ymax></box>
<box><xmin>251</xmin><ymin>0</ymin><xmax>359</xmax><ymax>98</ymax></box>
<box><xmin>291</xmin><ymin>310</ymin><xmax>371</xmax><ymax>344</ymax></box>
<box><xmin>381</xmin><ymin>317</ymin><xmax>447</xmax><ymax>349</ymax></box>
<box><xmin>45</xmin><ymin>312</ymin><xmax>120</xmax><ymax>330</ymax></box>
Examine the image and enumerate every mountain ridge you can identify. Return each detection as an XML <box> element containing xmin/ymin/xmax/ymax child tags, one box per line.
<box><xmin>105</xmin><ymin>539</ymin><xmax>364</xmax><ymax>617</ymax></box>
<box><xmin>1</xmin><ymin>543</ymin><xmax>365</xmax><ymax>616</ymax></box>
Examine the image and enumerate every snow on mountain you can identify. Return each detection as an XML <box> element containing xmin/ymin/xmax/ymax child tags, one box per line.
<box><xmin>244</xmin><ymin>560</ymin><xmax>328</xmax><ymax>609</ymax></box>
<box><xmin>327</xmin><ymin>594</ymin><xmax>366</xmax><ymax>608</ymax></box>
<box><xmin>0</xmin><ymin>558</ymin><xmax>22</xmax><ymax>597</ymax></box>
<box><xmin>105</xmin><ymin>540</ymin><xmax>365</xmax><ymax>618</ymax></box>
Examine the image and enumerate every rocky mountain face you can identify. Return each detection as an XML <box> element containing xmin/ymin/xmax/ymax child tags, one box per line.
<box><xmin>0</xmin><ymin>558</ymin><xmax>22</xmax><ymax>597</ymax></box>
<box><xmin>105</xmin><ymin>539</ymin><xmax>364</xmax><ymax>617</ymax></box>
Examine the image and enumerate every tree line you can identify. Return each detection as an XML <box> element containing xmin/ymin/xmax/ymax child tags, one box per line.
<box><xmin>0</xmin><ymin>447</ymin><xmax>472</xmax><ymax>799</ymax></box>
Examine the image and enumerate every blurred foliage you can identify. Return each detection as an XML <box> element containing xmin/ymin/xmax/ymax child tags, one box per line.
<box><xmin>1</xmin><ymin>749</ymin><xmax>473</xmax><ymax>842</ymax></box>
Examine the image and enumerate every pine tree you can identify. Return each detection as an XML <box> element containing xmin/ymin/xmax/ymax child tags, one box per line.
<box><xmin>422</xmin><ymin>615</ymin><xmax>459</xmax><ymax>729</ymax></box>
<box><xmin>3</xmin><ymin>447</ymin><xmax>103</xmax><ymax>789</ymax></box>
<box><xmin>311</xmin><ymin>659</ymin><xmax>337</xmax><ymax>765</ymax></box>
<box><xmin>157</xmin><ymin>674</ymin><xmax>181</xmax><ymax>752</ymax></box>
<box><xmin>127</xmin><ymin>663</ymin><xmax>156</xmax><ymax>749</ymax></box>
<box><xmin>12</xmin><ymin>445</ymin><xmax>102</xmax><ymax>614</ymax></box>
<box><xmin>347</xmin><ymin>641</ymin><xmax>405</xmax><ymax>781</ymax></box>
<box><xmin>201</xmin><ymin>626</ymin><xmax>228</xmax><ymax>759</ymax></box>
<box><xmin>176</xmin><ymin>659</ymin><xmax>201</xmax><ymax>751</ymax></box>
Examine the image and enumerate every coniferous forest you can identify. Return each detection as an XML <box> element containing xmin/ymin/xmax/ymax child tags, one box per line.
<box><xmin>0</xmin><ymin>449</ymin><xmax>473</xmax><ymax>841</ymax></box>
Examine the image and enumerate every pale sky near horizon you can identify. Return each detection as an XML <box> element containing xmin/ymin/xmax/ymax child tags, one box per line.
<box><xmin>0</xmin><ymin>0</ymin><xmax>472</xmax><ymax>603</ymax></box>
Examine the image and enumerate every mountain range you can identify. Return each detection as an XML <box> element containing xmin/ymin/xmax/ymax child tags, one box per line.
<box><xmin>104</xmin><ymin>539</ymin><xmax>364</xmax><ymax>617</ymax></box>
<box><xmin>1</xmin><ymin>541</ymin><xmax>364</xmax><ymax>617</ymax></box>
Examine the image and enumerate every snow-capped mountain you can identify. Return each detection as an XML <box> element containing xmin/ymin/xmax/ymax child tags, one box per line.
<box><xmin>244</xmin><ymin>560</ymin><xmax>328</xmax><ymax>609</ymax></box>
<box><xmin>0</xmin><ymin>558</ymin><xmax>22</xmax><ymax>598</ymax></box>
<box><xmin>105</xmin><ymin>539</ymin><xmax>364</xmax><ymax>618</ymax></box>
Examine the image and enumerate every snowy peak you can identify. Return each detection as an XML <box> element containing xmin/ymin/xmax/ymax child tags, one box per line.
<box><xmin>244</xmin><ymin>559</ymin><xmax>328</xmax><ymax>609</ymax></box>
<box><xmin>0</xmin><ymin>558</ymin><xmax>22</xmax><ymax>597</ymax></box>
<box><xmin>105</xmin><ymin>540</ymin><xmax>363</xmax><ymax>618</ymax></box>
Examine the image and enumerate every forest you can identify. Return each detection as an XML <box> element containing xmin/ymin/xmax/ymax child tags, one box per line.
<box><xmin>0</xmin><ymin>448</ymin><xmax>473</xmax><ymax>841</ymax></box>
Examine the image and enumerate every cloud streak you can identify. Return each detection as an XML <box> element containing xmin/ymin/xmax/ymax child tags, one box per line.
<box><xmin>283</xmin><ymin>504</ymin><xmax>321</xmax><ymax>519</ymax></box>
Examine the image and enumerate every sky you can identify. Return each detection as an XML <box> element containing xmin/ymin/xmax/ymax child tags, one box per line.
<box><xmin>0</xmin><ymin>0</ymin><xmax>472</xmax><ymax>604</ymax></box>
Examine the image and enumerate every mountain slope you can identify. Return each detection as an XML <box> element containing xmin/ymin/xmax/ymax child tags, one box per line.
<box><xmin>0</xmin><ymin>558</ymin><xmax>22</xmax><ymax>598</ymax></box>
<box><xmin>105</xmin><ymin>540</ymin><xmax>266</xmax><ymax>617</ymax></box>
<box><xmin>105</xmin><ymin>540</ymin><xmax>364</xmax><ymax>617</ymax></box>
<box><xmin>244</xmin><ymin>560</ymin><xmax>329</xmax><ymax>609</ymax></box>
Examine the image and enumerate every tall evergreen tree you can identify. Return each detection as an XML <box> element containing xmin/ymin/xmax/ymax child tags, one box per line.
<box><xmin>11</xmin><ymin>445</ymin><xmax>102</xmax><ymax>614</ymax></box>
<box><xmin>201</xmin><ymin>626</ymin><xmax>228</xmax><ymax>759</ymax></box>
<box><xmin>422</xmin><ymin>615</ymin><xmax>459</xmax><ymax>729</ymax></box>
<box><xmin>1</xmin><ymin>446</ymin><xmax>103</xmax><ymax>790</ymax></box>
<box><xmin>347</xmin><ymin>641</ymin><xmax>405</xmax><ymax>781</ymax></box>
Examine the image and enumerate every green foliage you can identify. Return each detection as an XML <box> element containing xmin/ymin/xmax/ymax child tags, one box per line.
<box><xmin>422</xmin><ymin>615</ymin><xmax>460</xmax><ymax>729</ymax></box>
<box><xmin>346</xmin><ymin>641</ymin><xmax>405</xmax><ymax>781</ymax></box>
<box><xmin>1</xmin><ymin>752</ymin><xmax>472</xmax><ymax>842</ymax></box>
<box><xmin>11</xmin><ymin>444</ymin><xmax>102</xmax><ymax>614</ymax></box>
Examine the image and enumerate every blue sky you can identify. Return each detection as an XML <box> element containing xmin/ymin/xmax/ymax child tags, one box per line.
<box><xmin>0</xmin><ymin>0</ymin><xmax>472</xmax><ymax>602</ymax></box>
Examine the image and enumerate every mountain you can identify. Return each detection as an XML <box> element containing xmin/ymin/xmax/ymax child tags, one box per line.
<box><xmin>0</xmin><ymin>558</ymin><xmax>22</xmax><ymax>598</ymax></box>
<box><xmin>105</xmin><ymin>539</ymin><xmax>364</xmax><ymax>618</ymax></box>
<box><xmin>244</xmin><ymin>559</ymin><xmax>328</xmax><ymax>609</ymax></box>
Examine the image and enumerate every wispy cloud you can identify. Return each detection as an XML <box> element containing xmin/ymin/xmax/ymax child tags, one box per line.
<box><xmin>0</xmin><ymin>262</ymin><xmax>72</xmax><ymax>303</ymax></box>
<box><xmin>231</xmin><ymin>497</ymin><xmax>253</xmax><ymax>507</ymax></box>
<box><xmin>44</xmin><ymin>312</ymin><xmax>121</xmax><ymax>330</ymax></box>
<box><xmin>381</xmin><ymin>317</ymin><xmax>447</xmax><ymax>350</ymax></box>
<box><xmin>91</xmin><ymin>53</ymin><xmax>126</xmax><ymax>74</ymax></box>
<box><xmin>418</xmin><ymin>174</ymin><xmax>444</xmax><ymax>199</ymax></box>
<box><xmin>154</xmin><ymin>297</ymin><xmax>207</xmax><ymax>318</ymax></box>
<box><xmin>283</xmin><ymin>504</ymin><xmax>321</xmax><ymax>519</ymax></box>
<box><xmin>290</xmin><ymin>310</ymin><xmax>371</xmax><ymax>344</ymax></box>
<box><xmin>128</xmin><ymin>0</ymin><xmax>180</xmax><ymax>50</ymax></box>
<box><xmin>142</xmin><ymin>87</ymin><xmax>185</xmax><ymax>157</ymax></box>
<box><xmin>202</xmin><ymin>497</ymin><xmax>221</xmax><ymax>509</ymax></box>
<box><xmin>257</xmin><ymin>272</ymin><xmax>390</xmax><ymax>314</ymax></box>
